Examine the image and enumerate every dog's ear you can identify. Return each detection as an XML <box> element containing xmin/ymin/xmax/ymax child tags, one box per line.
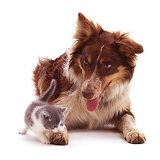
<box><xmin>113</xmin><ymin>32</ymin><xmax>143</xmax><ymax>56</ymax></box>
<box><xmin>113</xmin><ymin>32</ymin><xmax>144</xmax><ymax>66</ymax></box>
<box><xmin>74</xmin><ymin>13</ymin><xmax>103</xmax><ymax>41</ymax></box>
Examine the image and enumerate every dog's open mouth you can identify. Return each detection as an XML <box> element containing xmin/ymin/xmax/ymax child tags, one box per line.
<box><xmin>86</xmin><ymin>97</ymin><xmax>99</xmax><ymax>112</ymax></box>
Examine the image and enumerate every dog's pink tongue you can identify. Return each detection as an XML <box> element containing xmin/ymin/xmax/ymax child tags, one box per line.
<box><xmin>86</xmin><ymin>97</ymin><xmax>99</xmax><ymax>112</ymax></box>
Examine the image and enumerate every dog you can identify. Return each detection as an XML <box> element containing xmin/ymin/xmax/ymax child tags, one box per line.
<box><xmin>33</xmin><ymin>13</ymin><xmax>146</xmax><ymax>144</ymax></box>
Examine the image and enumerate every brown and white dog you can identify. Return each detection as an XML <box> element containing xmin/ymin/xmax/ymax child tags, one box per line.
<box><xmin>33</xmin><ymin>13</ymin><xmax>146</xmax><ymax>144</ymax></box>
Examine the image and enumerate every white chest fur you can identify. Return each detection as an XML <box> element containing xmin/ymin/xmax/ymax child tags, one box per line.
<box><xmin>57</xmin><ymin>82</ymin><xmax>130</xmax><ymax>129</ymax></box>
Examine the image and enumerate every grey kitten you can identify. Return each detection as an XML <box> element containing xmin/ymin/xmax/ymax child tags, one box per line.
<box><xmin>19</xmin><ymin>79</ymin><xmax>67</xmax><ymax>144</ymax></box>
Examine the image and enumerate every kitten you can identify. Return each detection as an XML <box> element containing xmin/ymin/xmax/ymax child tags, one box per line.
<box><xmin>19</xmin><ymin>79</ymin><xmax>67</xmax><ymax>144</ymax></box>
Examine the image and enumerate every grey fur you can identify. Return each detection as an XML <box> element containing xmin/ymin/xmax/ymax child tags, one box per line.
<box><xmin>19</xmin><ymin>79</ymin><xmax>66</xmax><ymax>143</ymax></box>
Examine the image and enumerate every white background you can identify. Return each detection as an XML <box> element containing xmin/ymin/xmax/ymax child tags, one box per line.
<box><xmin>0</xmin><ymin>0</ymin><xmax>160</xmax><ymax>159</ymax></box>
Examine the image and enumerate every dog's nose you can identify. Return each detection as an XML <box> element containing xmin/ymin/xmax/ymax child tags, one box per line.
<box><xmin>82</xmin><ymin>91</ymin><xmax>94</xmax><ymax>99</ymax></box>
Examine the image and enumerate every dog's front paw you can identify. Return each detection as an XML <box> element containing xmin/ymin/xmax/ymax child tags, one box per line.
<box><xmin>125</xmin><ymin>130</ymin><xmax>146</xmax><ymax>144</ymax></box>
<box><xmin>43</xmin><ymin>140</ymin><xmax>50</xmax><ymax>144</ymax></box>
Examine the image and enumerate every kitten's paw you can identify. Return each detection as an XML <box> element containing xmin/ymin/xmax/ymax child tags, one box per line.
<box><xmin>125</xmin><ymin>130</ymin><xmax>146</xmax><ymax>144</ymax></box>
<box><xmin>19</xmin><ymin>131</ymin><xmax>26</xmax><ymax>135</ymax></box>
<box><xmin>19</xmin><ymin>127</ymin><xmax>28</xmax><ymax>135</ymax></box>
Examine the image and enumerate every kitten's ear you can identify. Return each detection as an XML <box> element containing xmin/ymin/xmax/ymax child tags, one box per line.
<box><xmin>41</xmin><ymin>111</ymin><xmax>51</xmax><ymax>121</ymax></box>
<box><xmin>58</xmin><ymin>107</ymin><xmax>67</xmax><ymax>113</ymax></box>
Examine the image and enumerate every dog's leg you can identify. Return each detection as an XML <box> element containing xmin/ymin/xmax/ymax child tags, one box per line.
<box><xmin>47</xmin><ymin>126</ymin><xmax>69</xmax><ymax>145</ymax></box>
<box><xmin>117</xmin><ymin>114</ymin><xmax>146</xmax><ymax>144</ymax></box>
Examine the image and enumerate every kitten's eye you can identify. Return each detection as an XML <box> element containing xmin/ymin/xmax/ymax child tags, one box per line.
<box><xmin>42</xmin><ymin>115</ymin><xmax>50</xmax><ymax>120</ymax></box>
<box><xmin>47</xmin><ymin>116</ymin><xmax>52</xmax><ymax>121</ymax></box>
<box><xmin>104</xmin><ymin>63</ymin><xmax>112</xmax><ymax>69</ymax></box>
<box><xmin>46</xmin><ymin>117</ymin><xmax>49</xmax><ymax>120</ymax></box>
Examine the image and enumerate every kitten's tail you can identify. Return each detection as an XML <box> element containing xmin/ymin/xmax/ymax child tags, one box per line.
<box><xmin>39</xmin><ymin>79</ymin><xmax>57</xmax><ymax>102</ymax></box>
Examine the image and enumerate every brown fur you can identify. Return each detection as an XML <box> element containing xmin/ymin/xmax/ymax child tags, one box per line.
<box><xmin>33</xmin><ymin>13</ymin><xmax>146</xmax><ymax>144</ymax></box>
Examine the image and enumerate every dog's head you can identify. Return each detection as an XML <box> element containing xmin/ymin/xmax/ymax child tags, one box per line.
<box><xmin>68</xmin><ymin>13</ymin><xmax>143</xmax><ymax>112</ymax></box>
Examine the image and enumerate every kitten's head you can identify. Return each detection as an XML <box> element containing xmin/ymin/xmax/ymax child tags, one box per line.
<box><xmin>40</xmin><ymin>106</ymin><xmax>67</xmax><ymax>132</ymax></box>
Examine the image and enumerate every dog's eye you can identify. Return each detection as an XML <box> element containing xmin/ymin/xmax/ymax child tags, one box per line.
<box><xmin>104</xmin><ymin>63</ymin><xmax>112</xmax><ymax>69</ymax></box>
<box><xmin>83</xmin><ymin>59</ymin><xmax>88</xmax><ymax>65</ymax></box>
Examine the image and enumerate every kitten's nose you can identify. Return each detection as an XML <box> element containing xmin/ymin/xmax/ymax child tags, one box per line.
<box><xmin>58</xmin><ymin>125</ymin><xmax>65</xmax><ymax>132</ymax></box>
<box><xmin>53</xmin><ymin>128</ymin><xmax>58</xmax><ymax>133</ymax></box>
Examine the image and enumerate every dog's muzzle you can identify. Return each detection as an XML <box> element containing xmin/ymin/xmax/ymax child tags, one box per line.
<box><xmin>82</xmin><ymin>78</ymin><xmax>101</xmax><ymax>112</ymax></box>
